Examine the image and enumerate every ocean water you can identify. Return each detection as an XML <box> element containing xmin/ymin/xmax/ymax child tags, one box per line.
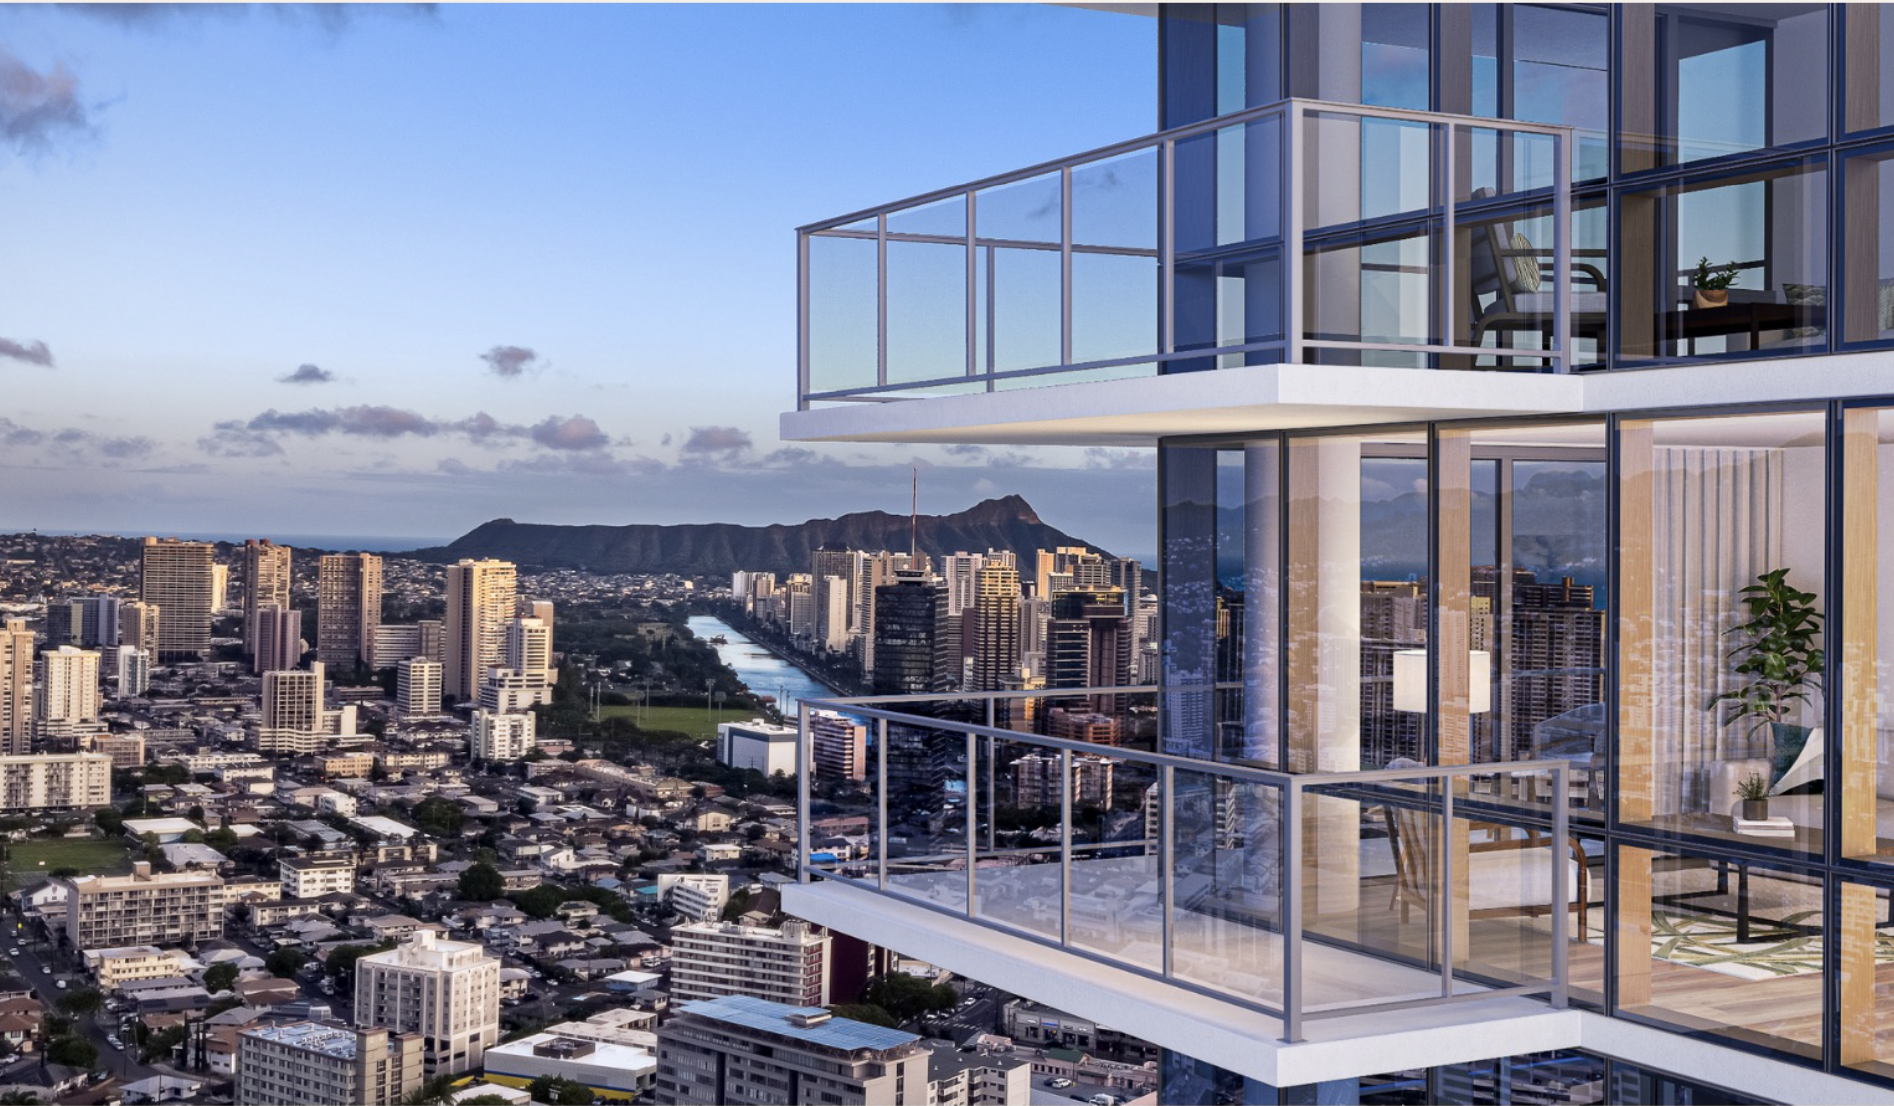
<box><xmin>26</xmin><ymin>529</ymin><xmax>448</xmax><ymax>553</ymax></box>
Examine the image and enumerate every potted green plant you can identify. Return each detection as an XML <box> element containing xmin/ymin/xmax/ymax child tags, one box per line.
<box><xmin>1692</xmin><ymin>256</ymin><xmax>1740</xmax><ymax>309</ymax></box>
<box><xmin>1713</xmin><ymin>566</ymin><xmax>1824</xmax><ymax>792</ymax></box>
<box><xmin>1735</xmin><ymin>772</ymin><xmax>1771</xmax><ymax>822</ymax></box>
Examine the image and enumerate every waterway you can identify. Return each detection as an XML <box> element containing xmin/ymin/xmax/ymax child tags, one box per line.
<box><xmin>686</xmin><ymin>615</ymin><xmax>840</xmax><ymax>715</ymax></box>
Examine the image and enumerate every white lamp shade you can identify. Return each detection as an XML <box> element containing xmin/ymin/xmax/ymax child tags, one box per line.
<box><xmin>1392</xmin><ymin>649</ymin><xmax>1491</xmax><ymax>714</ymax></box>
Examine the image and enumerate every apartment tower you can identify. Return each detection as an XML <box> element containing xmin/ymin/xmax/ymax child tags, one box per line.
<box><xmin>242</xmin><ymin>539</ymin><xmax>292</xmax><ymax>661</ymax></box>
<box><xmin>0</xmin><ymin>620</ymin><xmax>31</xmax><ymax>756</ymax></box>
<box><xmin>252</xmin><ymin>604</ymin><xmax>303</xmax><ymax>674</ymax></box>
<box><xmin>138</xmin><ymin>538</ymin><xmax>213</xmax><ymax>661</ymax></box>
<box><xmin>443</xmin><ymin>559</ymin><xmax>517</xmax><ymax>701</ymax></box>
<box><xmin>33</xmin><ymin>646</ymin><xmax>101</xmax><ymax>745</ymax></box>
<box><xmin>353</xmin><ymin>931</ymin><xmax>501</xmax><ymax>1076</ymax></box>
<box><xmin>317</xmin><ymin>552</ymin><xmax>382</xmax><ymax>670</ymax></box>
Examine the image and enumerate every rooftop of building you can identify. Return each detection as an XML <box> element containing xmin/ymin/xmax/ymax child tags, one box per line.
<box><xmin>242</xmin><ymin>1020</ymin><xmax>360</xmax><ymax>1059</ymax></box>
<box><xmin>674</xmin><ymin>995</ymin><xmax>919</xmax><ymax>1054</ymax></box>
<box><xmin>919</xmin><ymin>1038</ymin><xmax>1029</xmax><ymax>1079</ymax></box>
<box><xmin>485</xmin><ymin>1031</ymin><xmax>657</xmax><ymax>1074</ymax></box>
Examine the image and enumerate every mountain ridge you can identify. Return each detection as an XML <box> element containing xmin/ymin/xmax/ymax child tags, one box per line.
<box><xmin>410</xmin><ymin>495</ymin><xmax>1114</xmax><ymax>577</ymax></box>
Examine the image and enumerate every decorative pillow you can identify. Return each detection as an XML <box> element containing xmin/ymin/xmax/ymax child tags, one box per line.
<box><xmin>1770</xmin><ymin>726</ymin><xmax>1822</xmax><ymax>796</ymax></box>
<box><xmin>1782</xmin><ymin>283</ymin><xmax>1826</xmax><ymax>341</ymax></box>
<box><xmin>1507</xmin><ymin>232</ymin><xmax>1542</xmax><ymax>294</ymax></box>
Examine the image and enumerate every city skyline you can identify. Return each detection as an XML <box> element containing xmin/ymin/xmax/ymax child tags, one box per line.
<box><xmin>0</xmin><ymin>4</ymin><xmax>1157</xmax><ymax>553</ymax></box>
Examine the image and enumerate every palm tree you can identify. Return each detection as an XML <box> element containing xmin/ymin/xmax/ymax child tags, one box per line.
<box><xmin>399</xmin><ymin>1073</ymin><xmax>459</xmax><ymax>1106</ymax></box>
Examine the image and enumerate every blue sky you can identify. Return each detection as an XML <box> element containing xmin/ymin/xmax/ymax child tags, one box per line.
<box><xmin>0</xmin><ymin>3</ymin><xmax>1158</xmax><ymax>556</ymax></box>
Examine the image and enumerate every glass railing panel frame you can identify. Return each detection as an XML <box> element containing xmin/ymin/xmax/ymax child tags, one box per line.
<box><xmin>797</xmin><ymin>99</ymin><xmax>1576</xmax><ymax>408</ymax></box>
<box><xmin>794</xmin><ymin>686</ymin><xmax>1570</xmax><ymax>1041</ymax></box>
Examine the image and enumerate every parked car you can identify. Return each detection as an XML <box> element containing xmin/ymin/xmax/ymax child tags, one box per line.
<box><xmin>7</xmin><ymin>947</ymin><xmax>17</xmax><ymax>956</ymax></box>
<box><xmin>55</xmin><ymin>980</ymin><xmax>66</xmax><ymax>990</ymax></box>
<box><xmin>1048</xmin><ymin>1078</ymin><xmax>1074</xmax><ymax>1089</ymax></box>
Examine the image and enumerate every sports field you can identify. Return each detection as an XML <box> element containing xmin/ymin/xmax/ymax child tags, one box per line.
<box><xmin>5</xmin><ymin>838</ymin><xmax>132</xmax><ymax>891</ymax></box>
<box><xmin>596</xmin><ymin>704</ymin><xmax>756</xmax><ymax>739</ymax></box>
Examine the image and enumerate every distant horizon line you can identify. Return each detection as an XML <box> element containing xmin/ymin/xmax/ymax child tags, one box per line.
<box><xmin>14</xmin><ymin>528</ymin><xmax>449</xmax><ymax>554</ymax></box>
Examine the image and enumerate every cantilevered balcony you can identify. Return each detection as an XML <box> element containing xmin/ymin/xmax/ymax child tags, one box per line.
<box><xmin>796</xmin><ymin>98</ymin><xmax>1577</xmax><ymax>416</ymax></box>
<box><xmin>789</xmin><ymin>687</ymin><xmax>1577</xmax><ymax>1061</ymax></box>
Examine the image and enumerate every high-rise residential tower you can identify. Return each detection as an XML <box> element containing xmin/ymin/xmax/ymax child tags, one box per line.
<box><xmin>252</xmin><ymin>604</ymin><xmax>303</xmax><ymax>674</ymax></box>
<box><xmin>118</xmin><ymin>601</ymin><xmax>160</xmax><ymax>654</ymax></box>
<box><xmin>242</xmin><ymin>539</ymin><xmax>292</xmax><ymax>661</ymax></box>
<box><xmin>258</xmin><ymin>663</ymin><xmax>324</xmax><ymax>754</ymax></box>
<box><xmin>0</xmin><ymin>620</ymin><xmax>31</xmax><ymax>756</ymax></box>
<box><xmin>317</xmin><ymin>553</ymin><xmax>382</xmax><ymax>670</ymax></box>
<box><xmin>773</xmin><ymin>13</ymin><xmax>1894</xmax><ymax>1098</ymax></box>
<box><xmin>444</xmin><ymin>559</ymin><xmax>516</xmax><ymax>700</ymax></box>
<box><xmin>353</xmin><ymin>931</ymin><xmax>500</xmax><ymax>1076</ymax></box>
<box><xmin>34</xmin><ymin>646</ymin><xmax>102</xmax><ymax>745</ymax></box>
<box><xmin>139</xmin><ymin>538</ymin><xmax>214</xmax><ymax>661</ymax></box>
<box><xmin>968</xmin><ymin>562</ymin><xmax>1021</xmax><ymax>693</ymax></box>
<box><xmin>870</xmin><ymin>570</ymin><xmax>949</xmax><ymax>696</ymax></box>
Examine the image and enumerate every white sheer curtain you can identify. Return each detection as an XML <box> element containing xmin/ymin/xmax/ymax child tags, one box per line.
<box><xmin>1649</xmin><ymin>445</ymin><xmax>1785</xmax><ymax>816</ymax></box>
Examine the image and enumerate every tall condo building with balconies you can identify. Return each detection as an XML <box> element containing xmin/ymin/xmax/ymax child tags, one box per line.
<box><xmin>64</xmin><ymin>861</ymin><xmax>222</xmax><ymax>948</ymax></box>
<box><xmin>783</xmin><ymin>7</ymin><xmax>1894</xmax><ymax>1102</ymax></box>
<box><xmin>668</xmin><ymin>919</ymin><xmax>830</xmax><ymax>1008</ymax></box>
<box><xmin>318</xmin><ymin>552</ymin><xmax>382</xmax><ymax>670</ymax></box>
<box><xmin>139</xmin><ymin>538</ymin><xmax>213</xmax><ymax>661</ymax></box>
<box><xmin>0</xmin><ymin>620</ymin><xmax>32</xmax><ymax>756</ymax></box>
<box><xmin>242</xmin><ymin>539</ymin><xmax>292</xmax><ymax>662</ymax></box>
<box><xmin>252</xmin><ymin>604</ymin><xmax>302</xmax><ymax>675</ymax></box>
<box><xmin>33</xmin><ymin>645</ymin><xmax>101</xmax><ymax>746</ymax></box>
<box><xmin>444</xmin><ymin>559</ymin><xmax>517</xmax><ymax>701</ymax></box>
<box><xmin>259</xmin><ymin>663</ymin><xmax>324</xmax><ymax>755</ymax></box>
<box><xmin>353</xmin><ymin>930</ymin><xmax>500</xmax><ymax>1076</ymax></box>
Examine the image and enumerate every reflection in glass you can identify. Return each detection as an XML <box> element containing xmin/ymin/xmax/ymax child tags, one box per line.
<box><xmin>885</xmin><ymin>241</ymin><xmax>966</xmax><ymax>385</ymax></box>
<box><xmin>1617</xmin><ymin>160</ymin><xmax>1828</xmax><ymax>362</ymax></box>
<box><xmin>1617</xmin><ymin>845</ymin><xmax>1824</xmax><ymax>1060</ymax></box>
<box><xmin>1618</xmin><ymin>412</ymin><xmax>1828</xmax><ymax>855</ymax></box>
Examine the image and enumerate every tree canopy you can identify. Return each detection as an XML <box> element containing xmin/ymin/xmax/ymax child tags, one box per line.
<box><xmin>458</xmin><ymin>861</ymin><xmax>505</xmax><ymax>902</ymax></box>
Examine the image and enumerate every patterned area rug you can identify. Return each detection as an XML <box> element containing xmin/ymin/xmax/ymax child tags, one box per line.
<box><xmin>1651</xmin><ymin>909</ymin><xmax>1893</xmax><ymax>980</ymax></box>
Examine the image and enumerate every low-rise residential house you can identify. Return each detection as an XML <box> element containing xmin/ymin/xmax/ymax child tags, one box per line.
<box><xmin>86</xmin><ymin>946</ymin><xmax>196</xmax><ymax>991</ymax></box>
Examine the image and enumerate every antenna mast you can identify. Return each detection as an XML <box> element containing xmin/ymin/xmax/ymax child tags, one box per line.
<box><xmin>909</xmin><ymin>466</ymin><xmax>918</xmax><ymax>560</ymax></box>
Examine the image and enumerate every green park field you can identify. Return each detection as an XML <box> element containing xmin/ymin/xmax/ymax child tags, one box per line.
<box><xmin>4</xmin><ymin>838</ymin><xmax>132</xmax><ymax>891</ymax></box>
<box><xmin>596</xmin><ymin>704</ymin><xmax>757</xmax><ymax>740</ymax></box>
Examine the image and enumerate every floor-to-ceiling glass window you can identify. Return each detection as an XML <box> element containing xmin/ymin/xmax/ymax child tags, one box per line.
<box><xmin>1617</xmin><ymin>410</ymin><xmax>1829</xmax><ymax>855</ymax></box>
<box><xmin>1618</xmin><ymin>5</ymin><xmax>1828</xmax><ymax>173</ymax></box>
<box><xmin>1615</xmin><ymin>159</ymin><xmax>1828</xmax><ymax>364</ymax></box>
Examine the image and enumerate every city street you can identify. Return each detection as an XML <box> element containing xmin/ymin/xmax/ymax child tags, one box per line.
<box><xmin>0</xmin><ymin>913</ymin><xmax>155</xmax><ymax>1083</ymax></box>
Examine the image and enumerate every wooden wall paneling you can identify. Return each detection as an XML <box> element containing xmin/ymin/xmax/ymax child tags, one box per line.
<box><xmin>1618</xmin><ymin>845</ymin><xmax>1654</xmax><ymax>1007</ymax></box>
<box><xmin>1841</xmin><ymin>408</ymin><xmax>1880</xmax><ymax>858</ymax></box>
<box><xmin>1839</xmin><ymin>881</ymin><xmax>1880</xmax><ymax>1067</ymax></box>
<box><xmin>1618</xmin><ymin>422</ymin><xmax>1657</xmax><ymax>824</ymax></box>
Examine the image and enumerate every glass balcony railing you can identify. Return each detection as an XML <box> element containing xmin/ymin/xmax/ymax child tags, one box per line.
<box><xmin>795</xmin><ymin>686</ymin><xmax>1574</xmax><ymax>1041</ymax></box>
<box><xmin>797</xmin><ymin>98</ymin><xmax>1576</xmax><ymax>408</ymax></box>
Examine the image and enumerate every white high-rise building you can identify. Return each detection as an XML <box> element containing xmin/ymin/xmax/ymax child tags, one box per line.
<box><xmin>0</xmin><ymin>620</ymin><xmax>32</xmax><ymax>756</ymax></box>
<box><xmin>0</xmin><ymin>752</ymin><xmax>111</xmax><ymax>813</ymax></box>
<box><xmin>115</xmin><ymin>645</ymin><xmax>150</xmax><ymax>698</ymax></box>
<box><xmin>34</xmin><ymin>646</ymin><xmax>101</xmax><ymax>744</ymax></box>
<box><xmin>471</xmin><ymin>708</ymin><xmax>534</xmax><ymax>762</ymax></box>
<box><xmin>259</xmin><ymin>663</ymin><xmax>324</xmax><ymax>754</ymax></box>
<box><xmin>210</xmin><ymin>563</ymin><xmax>229</xmax><ymax>611</ymax></box>
<box><xmin>668</xmin><ymin>919</ymin><xmax>830</xmax><ymax>1008</ymax></box>
<box><xmin>396</xmin><ymin>658</ymin><xmax>441</xmax><ymax>718</ymax></box>
<box><xmin>491</xmin><ymin>616</ymin><xmax>553</xmax><ymax>706</ymax></box>
<box><xmin>444</xmin><ymin>559</ymin><xmax>517</xmax><ymax>700</ymax></box>
<box><xmin>354</xmin><ymin>931</ymin><xmax>501</xmax><ymax>1076</ymax></box>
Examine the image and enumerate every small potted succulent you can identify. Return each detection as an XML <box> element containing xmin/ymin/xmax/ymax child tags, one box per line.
<box><xmin>1736</xmin><ymin>772</ymin><xmax>1771</xmax><ymax>822</ymax></box>
<box><xmin>1693</xmin><ymin>256</ymin><xmax>1740</xmax><ymax>309</ymax></box>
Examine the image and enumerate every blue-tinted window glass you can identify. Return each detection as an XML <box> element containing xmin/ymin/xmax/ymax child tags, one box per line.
<box><xmin>1361</xmin><ymin>4</ymin><xmax>1431</xmax><ymax>110</ymax></box>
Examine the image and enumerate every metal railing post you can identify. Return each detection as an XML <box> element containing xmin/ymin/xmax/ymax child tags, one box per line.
<box><xmin>1552</xmin><ymin>131</ymin><xmax>1572</xmax><ymax>373</ymax></box>
<box><xmin>876</xmin><ymin>213</ymin><xmax>888</xmax><ymax>388</ymax></box>
<box><xmin>1160</xmin><ymin>139</ymin><xmax>1175</xmax><ymax>357</ymax></box>
<box><xmin>1441</xmin><ymin>773</ymin><xmax>1455</xmax><ymax>997</ymax></box>
<box><xmin>1060</xmin><ymin>747</ymin><xmax>1073</xmax><ymax>947</ymax></box>
<box><xmin>985</xmin><ymin>700</ymin><xmax>997</xmax><ymax>852</ymax></box>
<box><xmin>797</xmin><ymin>702</ymin><xmax>812</xmax><ymax>883</ymax></box>
<box><xmin>796</xmin><ymin>232</ymin><xmax>811</xmax><ymax>409</ymax></box>
<box><xmin>1552</xmin><ymin>761</ymin><xmax>1570</xmax><ymax>1008</ymax></box>
<box><xmin>1161</xmin><ymin>764</ymin><xmax>1175</xmax><ymax>979</ymax></box>
<box><xmin>965</xmin><ymin>730</ymin><xmax>978</xmax><ymax>918</ymax></box>
<box><xmin>876</xmin><ymin>718</ymin><xmax>889</xmax><ymax>891</ymax></box>
<box><xmin>965</xmin><ymin>188</ymin><xmax>978</xmax><ymax>379</ymax></box>
<box><xmin>1284</xmin><ymin>105</ymin><xmax>1304</xmax><ymax>365</ymax></box>
<box><xmin>1282</xmin><ymin>779</ymin><xmax>1303</xmax><ymax>1043</ymax></box>
<box><xmin>1060</xmin><ymin>165</ymin><xmax>1074</xmax><ymax>368</ymax></box>
<box><xmin>1440</xmin><ymin>121</ymin><xmax>1456</xmax><ymax>366</ymax></box>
